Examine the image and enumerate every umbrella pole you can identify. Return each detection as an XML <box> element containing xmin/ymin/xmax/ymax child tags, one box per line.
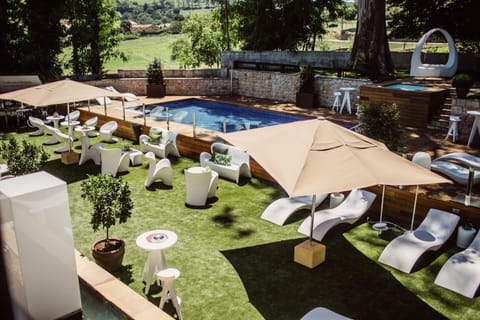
<box><xmin>410</xmin><ymin>185</ymin><xmax>420</xmax><ymax>231</ymax></box>
<box><xmin>372</xmin><ymin>185</ymin><xmax>388</xmax><ymax>231</ymax></box>
<box><xmin>67</xmin><ymin>102</ymin><xmax>71</xmax><ymax>152</ymax></box>
<box><xmin>142</xmin><ymin>103</ymin><xmax>146</xmax><ymax>126</ymax></box>
<box><xmin>465</xmin><ymin>167</ymin><xmax>474</xmax><ymax>206</ymax></box>
<box><xmin>122</xmin><ymin>97</ymin><xmax>125</xmax><ymax>120</ymax></box>
<box><xmin>309</xmin><ymin>194</ymin><xmax>317</xmax><ymax>245</ymax></box>
<box><xmin>192</xmin><ymin>112</ymin><xmax>196</xmax><ymax>138</ymax></box>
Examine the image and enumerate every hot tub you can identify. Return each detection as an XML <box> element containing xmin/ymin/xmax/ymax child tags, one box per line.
<box><xmin>359</xmin><ymin>81</ymin><xmax>450</xmax><ymax>127</ymax></box>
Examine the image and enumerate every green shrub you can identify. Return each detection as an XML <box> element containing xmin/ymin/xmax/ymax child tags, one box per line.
<box><xmin>452</xmin><ymin>73</ymin><xmax>474</xmax><ymax>88</ymax></box>
<box><xmin>146</xmin><ymin>57</ymin><xmax>165</xmax><ymax>85</ymax></box>
<box><xmin>357</xmin><ymin>102</ymin><xmax>401</xmax><ymax>151</ymax></box>
<box><xmin>0</xmin><ymin>136</ymin><xmax>48</xmax><ymax>176</ymax></box>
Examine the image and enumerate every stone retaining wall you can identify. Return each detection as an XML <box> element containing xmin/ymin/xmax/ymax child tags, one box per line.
<box><xmin>451</xmin><ymin>98</ymin><xmax>480</xmax><ymax>142</ymax></box>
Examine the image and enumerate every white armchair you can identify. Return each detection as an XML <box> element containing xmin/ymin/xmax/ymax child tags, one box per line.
<box><xmin>42</xmin><ymin>124</ymin><xmax>59</xmax><ymax>145</ymax></box>
<box><xmin>184</xmin><ymin>167</ymin><xmax>219</xmax><ymax>206</ymax></box>
<box><xmin>28</xmin><ymin>116</ymin><xmax>45</xmax><ymax>136</ymax></box>
<box><xmin>52</xmin><ymin>128</ymin><xmax>73</xmax><ymax>153</ymax></box>
<box><xmin>99</xmin><ymin>121</ymin><xmax>118</xmax><ymax>143</ymax></box>
<box><xmin>199</xmin><ymin>142</ymin><xmax>251</xmax><ymax>184</ymax></box>
<box><xmin>78</xmin><ymin>136</ymin><xmax>102</xmax><ymax>165</ymax></box>
<box><xmin>144</xmin><ymin>152</ymin><xmax>173</xmax><ymax>187</ymax></box>
<box><xmin>100</xmin><ymin>147</ymin><xmax>130</xmax><ymax>176</ymax></box>
<box><xmin>139</xmin><ymin>127</ymin><xmax>180</xmax><ymax>159</ymax></box>
<box><xmin>83</xmin><ymin>116</ymin><xmax>99</xmax><ymax>137</ymax></box>
<box><xmin>65</xmin><ymin>110</ymin><xmax>80</xmax><ymax>122</ymax></box>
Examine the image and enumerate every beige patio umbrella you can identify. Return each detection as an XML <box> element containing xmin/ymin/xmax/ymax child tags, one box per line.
<box><xmin>220</xmin><ymin>117</ymin><xmax>450</xmax><ymax>241</ymax></box>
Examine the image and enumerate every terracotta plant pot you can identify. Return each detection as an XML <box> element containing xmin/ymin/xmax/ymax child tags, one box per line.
<box><xmin>91</xmin><ymin>238</ymin><xmax>125</xmax><ymax>272</ymax></box>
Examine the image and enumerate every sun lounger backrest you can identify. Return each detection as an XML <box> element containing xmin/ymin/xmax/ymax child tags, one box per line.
<box><xmin>337</xmin><ymin>189</ymin><xmax>376</xmax><ymax>219</ymax></box>
<box><xmin>417</xmin><ymin>209</ymin><xmax>459</xmax><ymax>242</ymax></box>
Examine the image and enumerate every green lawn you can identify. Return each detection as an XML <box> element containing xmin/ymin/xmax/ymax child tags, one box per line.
<box><xmin>3</xmin><ymin>130</ymin><xmax>478</xmax><ymax>320</ymax></box>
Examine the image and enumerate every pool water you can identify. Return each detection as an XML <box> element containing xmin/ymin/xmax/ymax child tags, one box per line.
<box><xmin>385</xmin><ymin>84</ymin><xmax>429</xmax><ymax>91</ymax></box>
<box><xmin>135</xmin><ymin>99</ymin><xmax>304</xmax><ymax>133</ymax></box>
<box><xmin>80</xmin><ymin>281</ymin><xmax>127</xmax><ymax>320</ymax></box>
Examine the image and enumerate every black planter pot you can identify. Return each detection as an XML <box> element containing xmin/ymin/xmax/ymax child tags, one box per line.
<box><xmin>146</xmin><ymin>84</ymin><xmax>166</xmax><ymax>98</ymax></box>
<box><xmin>296</xmin><ymin>92</ymin><xmax>316</xmax><ymax>108</ymax></box>
<box><xmin>455</xmin><ymin>87</ymin><xmax>470</xmax><ymax>99</ymax></box>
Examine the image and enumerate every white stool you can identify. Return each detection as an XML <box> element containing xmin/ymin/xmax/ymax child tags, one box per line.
<box><xmin>445</xmin><ymin>115</ymin><xmax>461</xmax><ymax>143</ymax></box>
<box><xmin>332</xmin><ymin>92</ymin><xmax>342</xmax><ymax>112</ymax></box>
<box><xmin>157</xmin><ymin>268</ymin><xmax>183</xmax><ymax>320</ymax></box>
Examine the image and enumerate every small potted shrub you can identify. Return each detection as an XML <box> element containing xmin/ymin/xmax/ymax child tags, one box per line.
<box><xmin>0</xmin><ymin>136</ymin><xmax>48</xmax><ymax>176</ymax></box>
<box><xmin>81</xmin><ymin>174</ymin><xmax>134</xmax><ymax>272</ymax></box>
<box><xmin>452</xmin><ymin>73</ymin><xmax>474</xmax><ymax>98</ymax></box>
<box><xmin>296</xmin><ymin>66</ymin><xmax>317</xmax><ymax>108</ymax></box>
<box><xmin>146</xmin><ymin>57</ymin><xmax>166</xmax><ymax>97</ymax></box>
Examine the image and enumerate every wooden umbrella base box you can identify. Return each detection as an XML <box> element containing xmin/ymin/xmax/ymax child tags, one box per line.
<box><xmin>294</xmin><ymin>240</ymin><xmax>326</xmax><ymax>268</ymax></box>
<box><xmin>61</xmin><ymin>151</ymin><xmax>79</xmax><ymax>165</ymax></box>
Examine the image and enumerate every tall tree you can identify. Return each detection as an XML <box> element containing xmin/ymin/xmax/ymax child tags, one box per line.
<box><xmin>66</xmin><ymin>0</ymin><xmax>125</xmax><ymax>77</ymax></box>
<box><xmin>348</xmin><ymin>0</ymin><xmax>394</xmax><ymax>77</ymax></box>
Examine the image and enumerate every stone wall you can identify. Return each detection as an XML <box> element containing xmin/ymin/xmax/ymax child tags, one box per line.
<box><xmin>451</xmin><ymin>98</ymin><xmax>480</xmax><ymax>142</ymax></box>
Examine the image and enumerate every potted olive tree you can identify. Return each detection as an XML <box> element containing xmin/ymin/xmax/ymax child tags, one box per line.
<box><xmin>452</xmin><ymin>73</ymin><xmax>474</xmax><ymax>98</ymax></box>
<box><xmin>146</xmin><ymin>57</ymin><xmax>166</xmax><ymax>97</ymax></box>
<box><xmin>81</xmin><ymin>174</ymin><xmax>134</xmax><ymax>272</ymax></box>
<box><xmin>0</xmin><ymin>136</ymin><xmax>48</xmax><ymax>176</ymax></box>
<box><xmin>296</xmin><ymin>66</ymin><xmax>317</xmax><ymax>108</ymax></box>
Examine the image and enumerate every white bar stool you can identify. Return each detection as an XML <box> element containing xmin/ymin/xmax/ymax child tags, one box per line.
<box><xmin>332</xmin><ymin>92</ymin><xmax>342</xmax><ymax>112</ymax></box>
<box><xmin>445</xmin><ymin>115</ymin><xmax>461</xmax><ymax>143</ymax></box>
<box><xmin>157</xmin><ymin>268</ymin><xmax>183</xmax><ymax>320</ymax></box>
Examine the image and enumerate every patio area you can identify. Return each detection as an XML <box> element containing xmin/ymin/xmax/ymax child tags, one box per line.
<box><xmin>2</xmin><ymin>94</ymin><xmax>480</xmax><ymax>319</ymax></box>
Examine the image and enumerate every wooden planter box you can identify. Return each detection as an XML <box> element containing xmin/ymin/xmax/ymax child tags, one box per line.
<box><xmin>296</xmin><ymin>92</ymin><xmax>316</xmax><ymax>108</ymax></box>
<box><xmin>146</xmin><ymin>84</ymin><xmax>166</xmax><ymax>98</ymax></box>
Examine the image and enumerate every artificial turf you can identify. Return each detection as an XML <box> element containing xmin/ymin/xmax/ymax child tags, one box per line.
<box><xmin>2</xmin><ymin>130</ymin><xmax>479</xmax><ymax>320</ymax></box>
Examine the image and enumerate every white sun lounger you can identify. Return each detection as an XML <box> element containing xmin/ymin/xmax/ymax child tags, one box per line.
<box><xmin>261</xmin><ymin>193</ymin><xmax>328</xmax><ymax>226</ymax></box>
<box><xmin>378</xmin><ymin>208</ymin><xmax>460</xmax><ymax>273</ymax></box>
<box><xmin>297</xmin><ymin>189</ymin><xmax>376</xmax><ymax>242</ymax></box>
<box><xmin>434</xmin><ymin>152</ymin><xmax>480</xmax><ymax>169</ymax></box>
<box><xmin>300</xmin><ymin>307</ymin><xmax>353</xmax><ymax>320</ymax></box>
<box><xmin>434</xmin><ymin>230</ymin><xmax>480</xmax><ymax>298</ymax></box>
<box><xmin>431</xmin><ymin>160</ymin><xmax>480</xmax><ymax>185</ymax></box>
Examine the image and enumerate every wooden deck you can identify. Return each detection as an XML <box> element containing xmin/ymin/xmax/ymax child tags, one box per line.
<box><xmin>78</xmin><ymin>95</ymin><xmax>480</xmax><ymax>228</ymax></box>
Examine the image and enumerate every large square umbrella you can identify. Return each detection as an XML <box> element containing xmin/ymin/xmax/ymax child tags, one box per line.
<box><xmin>220</xmin><ymin>117</ymin><xmax>450</xmax><ymax>242</ymax></box>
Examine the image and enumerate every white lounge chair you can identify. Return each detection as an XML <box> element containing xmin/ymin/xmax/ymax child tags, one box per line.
<box><xmin>378</xmin><ymin>208</ymin><xmax>460</xmax><ymax>273</ymax></box>
<box><xmin>104</xmin><ymin>86</ymin><xmax>138</xmax><ymax>102</ymax></box>
<box><xmin>100</xmin><ymin>147</ymin><xmax>130</xmax><ymax>176</ymax></box>
<box><xmin>434</xmin><ymin>230</ymin><xmax>480</xmax><ymax>298</ymax></box>
<box><xmin>78</xmin><ymin>136</ymin><xmax>102</xmax><ymax>165</ymax></box>
<box><xmin>99</xmin><ymin>121</ymin><xmax>118</xmax><ymax>143</ymax></box>
<box><xmin>261</xmin><ymin>193</ymin><xmax>328</xmax><ymax>226</ymax></box>
<box><xmin>300</xmin><ymin>307</ymin><xmax>352</xmax><ymax>320</ymax></box>
<box><xmin>297</xmin><ymin>189</ymin><xmax>376</xmax><ymax>242</ymax></box>
<box><xmin>139</xmin><ymin>127</ymin><xmax>180</xmax><ymax>159</ymax></box>
<box><xmin>95</xmin><ymin>96</ymin><xmax>112</xmax><ymax>105</ymax></box>
<box><xmin>433</xmin><ymin>152</ymin><xmax>480</xmax><ymax>169</ymax></box>
<box><xmin>431</xmin><ymin>160</ymin><xmax>480</xmax><ymax>185</ymax></box>
<box><xmin>144</xmin><ymin>152</ymin><xmax>173</xmax><ymax>187</ymax></box>
<box><xmin>28</xmin><ymin>116</ymin><xmax>45</xmax><ymax>136</ymax></box>
<box><xmin>184</xmin><ymin>167</ymin><xmax>218</xmax><ymax>207</ymax></box>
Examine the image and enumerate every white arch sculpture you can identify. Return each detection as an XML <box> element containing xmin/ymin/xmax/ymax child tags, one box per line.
<box><xmin>409</xmin><ymin>28</ymin><xmax>458</xmax><ymax>78</ymax></box>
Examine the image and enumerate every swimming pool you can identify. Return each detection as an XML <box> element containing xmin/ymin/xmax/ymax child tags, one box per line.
<box><xmin>135</xmin><ymin>99</ymin><xmax>304</xmax><ymax>133</ymax></box>
<box><xmin>385</xmin><ymin>84</ymin><xmax>429</xmax><ymax>91</ymax></box>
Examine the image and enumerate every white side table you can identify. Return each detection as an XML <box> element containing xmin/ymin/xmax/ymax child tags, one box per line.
<box><xmin>339</xmin><ymin>87</ymin><xmax>356</xmax><ymax>114</ymax></box>
<box><xmin>329</xmin><ymin>193</ymin><xmax>345</xmax><ymax>208</ymax></box>
<box><xmin>456</xmin><ymin>226</ymin><xmax>477</xmax><ymax>248</ymax></box>
<box><xmin>467</xmin><ymin>110</ymin><xmax>480</xmax><ymax>147</ymax></box>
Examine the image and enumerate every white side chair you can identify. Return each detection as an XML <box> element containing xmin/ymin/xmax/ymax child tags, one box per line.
<box><xmin>139</xmin><ymin>127</ymin><xmax>180</xmax><ymax>159</ymax></box>
<box><xmin>100</xmin><ymin>147</ymin><xmax>130</xmax><ymax>176</ymax></box>
<box><xmin>99</xmin><ymin>121</ymin><xmax>118</xmax><ymax>143</ymax></box>
<box><xmin>445</xmin><ymin>115</ymin><xmax>461</xmax><ymax>143</ymax></box>
<box><xmin>144</xmin><ymin>152</ymin><xmax>173</xmax><ymax>187</ymax></box>
<box><xmin>27</xmin><ymin>116</ymin><xmax>45</xmax><ymax>136</ymax></box>
<box><xmin>78</xmin><ymin>136</ymin><xmax>102</xmax><ymax>165</ymax></box>
<box><xmin>52</xmin><ymin>128</ymin><xmax>73</xmax><ymax>153</ymax></box>
<box><xmin>84</xmin><ymin>116</ymin><xmax>99</xmax><ymax>137</ymax></box>
<box><xmin>184</xmin><ymin>167</ymin><xmax>218</xmax><ymax>206</ymax></box>
<box><xmin>156</xmin><ymin>268</ymin><xmax>183</xmax><ymax>320</ymax></box>
<box><xmin>42</xmin><ymin>124</ymin><xmax>59</xmax><ymax>145</ymax></box>
<box><xmin>412</xmin><ymin>152</ymin><xmax>432</xmax><ymax>170</ymax></box>
<box><xmin>65</xmin><ymin>110</ymin><xmax>80</xmax><ymax>122</ymax></box>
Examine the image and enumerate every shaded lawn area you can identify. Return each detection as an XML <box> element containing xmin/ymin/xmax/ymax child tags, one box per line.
<box><xmin>4</xmin><ymin>131</ymin><xmax>480</xmax><ymax>320</ymax></box>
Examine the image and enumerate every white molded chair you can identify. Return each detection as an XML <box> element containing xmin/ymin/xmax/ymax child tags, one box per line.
<box><xmin>139</xmin><ymin>127</ymin><xmax>180</xmax><ymax>159</ymax></box>
<box><xmin>99</xmin><ymin>121</ymin><xmax>118</xmax><ymax>143</ymax></box>
<box><xmin>434</xmin><ymin>230</ymin><xmax>480</xmax><ymax>298</ymax></box>
<box><xmin>297</xmin><ymin>189</ymin><xmax>376</xmax><ymax>242</ymax></box>
<box><xmin>301</xmin><ymin>307</ymin><xmax>352</xmax><ymax>320</ymax></box>
<box><xmin>28</xmin><ymin>116</ymin><xmax>45</xmax><ymax>136</ymax></box>
<box><xmin>78</xmin><ymin>136</ymin><xmax>102</xmax><ymax>165</ymax></box>
<box><xmin>409</xmin><ymin>28</ymin><xmax>458</xmax><ymax>77</ymax></box>
<box><xmin>100</xmin><ymin>147</ymin><xmax>130</xmax><ymax>176</ymax></box>
<box><xmin>84</xmin><ymin>116</ymin><xmax>99</xmax><ymax>137</ymax></box>
<box><xmin>144</xmin><ymin>152</ymin><xmax>173</xmax><ymax>187</ymax></box>
<box><xmin>42</xmin><ymin>124</ymin><xmax>59</xmax><ymax>145</ymax></box>
<box><xmin>261</xmin><ymin>193</ymin><xmax>328</xmax><ymax>226</ymax></box>
<box><xmin>431</xmin><ymin>161</ymin><xmax>480</xmax><ymax>185</ymax></box>
<box><xmin>65</xmin><ymin>110</ymin><xmax>80</xmax><ymax>122</ymax></box>
<box><xmin>52</xmin><ymin>128</ymin><xmax>73</xmax><ymax>153</ymax></box>
<box><xmin>412</xmin><ymin>151</ymin><xmax>432</xmax><ymax>170</ymax></box>
<box><xmin>184</xmin><ymin>167</ymin><xmax>218</xmax><ymax>206</ymax></box>
<box><xmin>378</xmin><ymin>208</ymin><xmax>460</xmax><ymax>273</ymax></box>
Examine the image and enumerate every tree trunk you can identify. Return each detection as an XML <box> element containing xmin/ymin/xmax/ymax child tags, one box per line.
<box><xmin>347</xmin><ymin>0</ymin><xmax>394</xmax><ymax>78</ymax></box>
